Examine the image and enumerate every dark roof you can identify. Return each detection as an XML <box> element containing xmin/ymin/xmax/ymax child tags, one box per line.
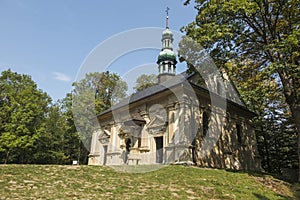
<box><xmin>99</xmin><ymin>73</ymin><xmax>190</xmax><ymax>116</ymax></box>
<box><xmin>98</xmin><ymin>72</ymin><xmax>256</xmax><ymax>118</ymax></box>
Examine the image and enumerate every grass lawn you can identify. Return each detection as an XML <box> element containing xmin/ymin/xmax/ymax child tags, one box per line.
<box><xmin>0</xmin><ymin>164</ymin><xmax>298</xmax><ymax>199</ymax></box>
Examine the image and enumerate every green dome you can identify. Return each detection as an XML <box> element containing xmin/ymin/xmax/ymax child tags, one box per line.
<box><xmin>157</xmin><ymin>49</ymin><xmax>177</xmax><ymax>63</ymax></box>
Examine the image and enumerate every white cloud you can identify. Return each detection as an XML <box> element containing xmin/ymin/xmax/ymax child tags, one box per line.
<box><xmin>53</xmin><ymin>72</ymin><xmax>71</xmax><ymax>82</ymax></box>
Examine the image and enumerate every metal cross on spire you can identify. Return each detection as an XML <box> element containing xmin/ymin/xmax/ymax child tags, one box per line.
<box><xmin>165</xmin><ymin>7</ymin><xmax>170</xmax><ymax>16</ymax></box>
<box><xmin>165</xmin><ymin>7</ymin><xmax>170</xmax><ymax>29</ymax></box>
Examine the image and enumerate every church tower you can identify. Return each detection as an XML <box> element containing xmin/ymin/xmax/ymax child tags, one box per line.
<box><xmin>157</xmin><ymin>7</ymin><xmax>177</xmax><ymax>83</ymax></box>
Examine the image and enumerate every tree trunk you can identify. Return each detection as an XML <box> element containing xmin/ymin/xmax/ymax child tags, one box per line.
<box><xmin>277</xmin><ymin>69</ymin><xmax>300</xmax><ymax>181</ymax></box>
<box><xmin>285</xmin><ymin>100</ymin><xmax>300</xmax><ymax>182</ymax></box>
<box><xmin>284</xmin><ymin>99</ymin><xmax>300</xmax><ymax>182</ymax></box>
<box><xmin>298</xmin><ymin>123</ymin><xmax>300</xmax><ymax>182</ymax></box>
<box><xmin>4</xmin><ymin>150</ymin><xmax>9</xmax><ymax>164</ymax></box>
<box><xmin>293</xmin><ymin>105</ymin><xmax>300</xmax><ymax>182</ymax></box>
<box><xmin>262</xmin><ymin>127</ymin><xmax>271</xmax><ymax>172</ymax></box>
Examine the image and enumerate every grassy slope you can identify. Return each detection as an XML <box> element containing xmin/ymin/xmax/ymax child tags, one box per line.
<box><xmin>0</xmin><ymin>165</ymin><xmax>298</xmax><ymax>200</ymax></box>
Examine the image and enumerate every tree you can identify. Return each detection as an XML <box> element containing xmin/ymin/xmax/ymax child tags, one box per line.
<box><xmin>0</xmin><ymin>69</ymin><xmax>51</xmax><ymax>164</ymax></box>
<box><xmin>72</xmin><ymin>71</ymin><xmax>128</xmax><ymax>115</ymax></box>
<box><xmin>72</xmin><ymin>71</ymin><xmax>127</xmax><ymax>155</ymax></box>
<box><xmin>134</xmin><ymin>74</ymin><xmax>157</xmax><ymax>92</ymax></box>
<box><xmin>58</xmin><ymin>93</ymin><xmax>89</xmax><ymax>164</ymax></box>
<box><xmin>226</xmin><ymin>60</ymin><xmax>297</xmax><ymax>175</ymax></box>
<box><xmin>34</xmin><ymin>93</ymin><xmax>89</xmax><ymax>165</ymax></box>
<box><xmin>182</xmin><ymin>0</ymin><xmax>300</xmax><ymax>180</ymax></box>
<box><xmin>33</xmin><ymin>104</ymin><xmax>68</xmax><ymax>164</ymax></box>
<box><xmin>0</xmin><ymin>70</ymin><xmax>118</xmax><ymax>164</ymax></box>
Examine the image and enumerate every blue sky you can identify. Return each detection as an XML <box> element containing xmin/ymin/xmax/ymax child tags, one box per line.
<box><xmin>0</xmin><ymin>0</ymin><xmax>197</xmax><ymax>101</ymax></box>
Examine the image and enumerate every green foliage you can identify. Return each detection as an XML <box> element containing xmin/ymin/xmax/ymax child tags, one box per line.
<box><xmin>0</xmin><ymin>70</ymin><xmax>89</xmax><ymax>164</ymax></box>
<box><xmin>258</xmin><ymin>107</ymin><xmax>298</xmax><ymax>174</ymax></box>
<box><xmin>182</xmin><ymin>0</ymin><xmax>299</xmax><ymax>117</ymax></box>
<box><xmin>134</xmin><ymin>74</ymin><xmax>157</xmax><ymax>92</ymax></box>
<box><xmin>183</xmin><ymin>0</ymin><xmax>300</xmax><ymax>178</ymax></box>
<box><xmin>58</xmin><ymin>93</ymin><xmax>89</xmax><ymax>164</ymax></box>
<box><xmin>72</xmin><ymin>71</ymin><xmax>128</xmax><ymax>115</ymax></box>
<box><xmin>226</xmin><ymin>58</ymin><xmax>298</xmax><ymax>176</ymax></box>
<box><xmin>71</xmin><ymin>71</ymin><xmax>127</xmax><ymax>157</ymax></box>
<box><xmin>0</xmin><ymin>69</ymin><xmax>51</xmax><ymax>164</ymax></box>
<box><xmin>0</xmin><ymin>70</ymin><xmax>127</xmax><ymax>165</ymax></box>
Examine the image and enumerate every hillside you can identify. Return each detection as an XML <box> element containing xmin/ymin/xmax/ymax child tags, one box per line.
<box><xmin>0</xmin><ymin>165</ymin><xmax>298</xmax><ymax>199</ymax></box>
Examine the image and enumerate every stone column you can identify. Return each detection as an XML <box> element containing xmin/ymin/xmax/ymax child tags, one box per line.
<box><xmin>178</xmin><ymin>99</ymin><xmax>190</xmax><ymax>144</ymax></box>
<box><xmin>140</xmin><ymin>111</ymin><xmax>150</xmax><ymax>149</ymax></box>
<box><xmin>105</xmin><ymin>126</ymin><xmax>112</xmax><ymax>153</ymax></box>
<box><xmin>173</xmin><ymin>103</ymin><xmax>180</xmax><ymax>145</ymax></box>
<box><xmin>167</xmin><ymin>104</ymin><xmax>175</xmax><ymax>144</ymax></box>
<box><xmin>90</xmin><ymin>129</ymin><xmax>98</xmax><ymax>154</ymax></box>
<box><xmin>112</xmin><ymin>124</ymin><xmax>118</xmax><ymax>151</ymax></box>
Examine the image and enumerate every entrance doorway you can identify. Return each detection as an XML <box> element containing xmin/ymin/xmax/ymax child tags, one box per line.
<box><xmin>124</xmin><ymin>138</ymin><xmax>131</xmax><ymax>163</ymax></box>
<box><xmin>155</xmin><ymin>136</ymin><xmax>163</xmax><ymax>163</ymax></box>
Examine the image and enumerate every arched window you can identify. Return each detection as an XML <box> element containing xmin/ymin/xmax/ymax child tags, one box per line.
<box><xmin>202</xmin><ymin>112</ymin><xmax>209</xmax><ymax>137</ymax></box>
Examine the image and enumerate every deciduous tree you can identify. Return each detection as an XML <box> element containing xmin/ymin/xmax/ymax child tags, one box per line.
<box><xmin>0</xmin><ymin>69</ymin><xmax>51</xmax><ymax>163</ymax></box>
<box><xmin>72</xmin><ymin>71</ymin><xmax>127</xmax><ymax>155</ymax></box>
<box><xmin>182</xmin><ymin>0</ymin><xmax>300</xmax><ymax>180</ymax></box>
<box><xmin>134</xmin><ymin>74</ymin><xmax>157</xmax><ymax>92</ymax></box>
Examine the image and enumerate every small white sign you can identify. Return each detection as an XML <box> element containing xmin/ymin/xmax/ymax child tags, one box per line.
<box><xmin>72</xmin><ymin>160</ymin><xmax>78</xmax><ymax>165</ymax></box>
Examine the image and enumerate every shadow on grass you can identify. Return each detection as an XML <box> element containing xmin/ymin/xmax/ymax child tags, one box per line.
<box><xmin>292</xmin><ymin>183</ymin><xmax>300</xmax><ymax>200</ymax></box>
<box><xmin>226</xmin><ymin>169</ymin><xmax>297</xmax><ymax>183</ymax></box>
<box><xmin>253</xmin><ymin>192</ymin><xmax>296</xmax><ymax>200</ymax></box>
<box><xmin>225</xmin><ymin>169</ymin><xmax>298</xmax><ymax>199</ymax></box>
<box><xmin>253</xmin><ymin>193</ymin><xmax>269</xmax><ymax>200</ymax></box>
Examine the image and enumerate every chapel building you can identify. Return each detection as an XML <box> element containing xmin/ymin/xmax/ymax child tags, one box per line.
<box><xmin>88</xmin><ymin>14</ymin><xmax>261</xmax><ymax>170</ymax></box>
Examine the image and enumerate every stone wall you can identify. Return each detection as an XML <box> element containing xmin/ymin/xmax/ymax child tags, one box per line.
<box><xmin>88</xmin><ymin>82</ymin><xmax>261</xmax><ymax>171</ymax></box>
